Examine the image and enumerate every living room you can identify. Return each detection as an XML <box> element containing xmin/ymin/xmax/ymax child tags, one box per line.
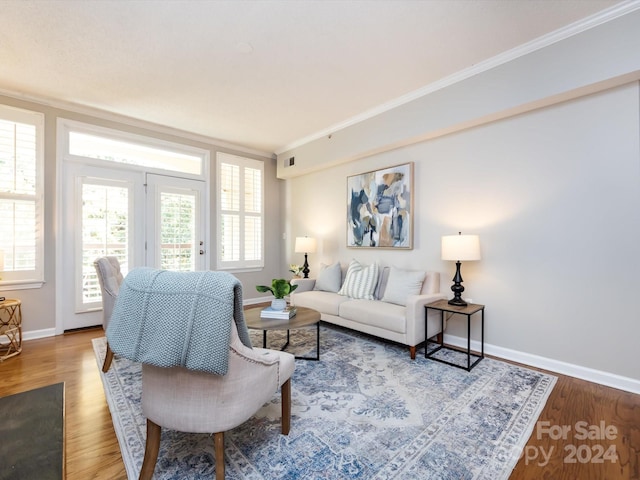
<box><xmin>1</xmin><ymin>1</ymin><xmax>639</xmax><ymax>479</ymax></box>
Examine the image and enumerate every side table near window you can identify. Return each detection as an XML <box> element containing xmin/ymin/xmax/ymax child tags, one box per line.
<box><xmin>0</xmin><ymin>299</ymin><xmax>22</xmax><ymax>361</ymax></box>
<box><xmin>425</xmin><ymin>299</ymin><xmax>484</xmax><ymax>371</ymax></box>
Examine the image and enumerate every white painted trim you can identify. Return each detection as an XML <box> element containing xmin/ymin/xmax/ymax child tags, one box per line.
<box><xmin>0</xmin><ymin>88</ymin><xmax>273</xmax><ymax>159</ymax></box>
<box><xmin>243</xmin><ymin>297</ymin><xmax>273</xmax><ymax>307</ymax></box>
<box><xmin>22</xmin><ymin>328</ymin><xmax>57</xmax><ymax>341</ymax></box>
<box><xmin>443</xmin><ymin>334</ymin><xmax>640</xmax><ymax>395</ymax></box>
<box><xmin>275</xmin><ymin>0</ymin><xmax>640</xmax><ymax>155</ymax></box>
<box><xmin>0</xmin><ymin>281</ymin><xmax>45</xmax><ymax>291</ymax></box>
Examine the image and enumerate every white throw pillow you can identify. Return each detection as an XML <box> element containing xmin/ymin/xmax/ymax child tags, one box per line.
<box><xmin>338</xmin><ymin>260</ymin><xmax>379</xmax><ymax>300</ymax></box>
<box><xmin>314</xmin><ymin>262</ymin><xmax>342</xmax><ymax>293</ymax></box>
<box><xmin>381</xmin><ymin>266</ymin><xmax>426</xmax><ymax>306</ymax></box>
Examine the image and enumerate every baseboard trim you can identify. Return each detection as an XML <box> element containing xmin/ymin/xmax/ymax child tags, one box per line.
<box><xmin>22</xmin><ymin>328</ymin><xmax>56</xmax><ymax>342</ymax></box>
<box><xmin>444</xmin><ymin>333</ymin><xmax>640</xmax><ymax>395</ymax></box>
<box><xmin>244</xmin><ymin>297</ymin><xmax>271</xmax><ymax>306</ymax></box>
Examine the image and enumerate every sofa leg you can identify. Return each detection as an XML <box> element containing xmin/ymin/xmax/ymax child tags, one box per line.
<box><xmin>409</xmin><ymin>345</ymin><xmax>416</xmax><ymax>360</ymax></box>
<box><xmin>436</xmin><ymin>332</ymin><xmax>443</xmax><ymax>344</ymax></box>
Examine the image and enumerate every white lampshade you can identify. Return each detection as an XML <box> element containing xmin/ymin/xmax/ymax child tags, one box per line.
<box><xmin>295</xmin><ymin>236</ymin><xmax>317</xmax><ymax>254</ymax></box>
<box><xmin>441</xmin><ymin>233</ymin><xmax>481</xmax><ymax>262</ymax></box>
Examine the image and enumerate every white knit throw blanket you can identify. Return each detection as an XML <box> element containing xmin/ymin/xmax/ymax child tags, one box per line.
<box><xmin>106</xmin><ymin>268</ymin><xmax>251</xmax><ymax>375</ymax></box>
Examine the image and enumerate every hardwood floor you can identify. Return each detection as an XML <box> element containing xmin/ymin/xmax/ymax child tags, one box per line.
<box><xmin>0</xmin><ymin>328</ymin><xmax>638</xmax><ymax>479</ymax></box>
<box><xmin>0</xmin><ymin>329</ymin><xmax>126</xmax><ymax>480</ymax></box>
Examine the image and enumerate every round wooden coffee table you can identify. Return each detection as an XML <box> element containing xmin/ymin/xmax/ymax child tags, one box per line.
<box><xmin>244</xmin><ymin>306</ymin><xmax>321</xmax><ymax>360</ymax></box>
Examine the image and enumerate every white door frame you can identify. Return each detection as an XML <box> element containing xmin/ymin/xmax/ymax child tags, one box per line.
<box><xmin>58</xmin><ymin>163</ymin><xmax>145</xmax><ymax>332</ymax></box>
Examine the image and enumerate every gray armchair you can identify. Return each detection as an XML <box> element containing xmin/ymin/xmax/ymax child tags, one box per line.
<box><xmin>93</xmin><ymin>256</ymin><xmax>123</xmax><ymax>372</ymax></box>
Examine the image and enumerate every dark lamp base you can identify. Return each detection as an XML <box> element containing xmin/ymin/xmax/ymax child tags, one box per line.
<box><xmin>449</xmin><ymin>260</ymin><xmax>467</xmax><ymax>307</ymax></box>
<box><xmin>302</xmin><ymin>253</ymin><xmax>310</xmax><ymax>279</ymax></box>
<box><xmin>448</xmin><ymin>297</ymin><xmax>468</xmax><ymax>307</ymax></box>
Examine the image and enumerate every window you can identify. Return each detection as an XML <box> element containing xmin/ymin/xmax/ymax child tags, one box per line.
<box><xmin>216</xmin><ymin>152</ymin><xmax>264</xmax><ymax>270</ymax></box>
<box><xmin>66</xmin><ymin>124</ymin><xmax>205</xmax><ymax>177</ymax></box>
<box><xmin>0</xmin><ymin>105</ymin><xmax>44</xmax><ymax>288</ymax></box>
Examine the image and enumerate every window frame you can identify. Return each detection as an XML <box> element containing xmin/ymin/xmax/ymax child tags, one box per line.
<box><xmin>216</xmin><ymin>152</ymin><xmax>265</xmax><ymax>271</ymax></box>
<box><xmin>59</xmin><ymin>118</ymin><xmax>208</xmax><ymax>181</ymax></box>
<box><xmin>0</xmin><ymin>104</ymin><xmax>45</xmax><ymax>290</ymax></box>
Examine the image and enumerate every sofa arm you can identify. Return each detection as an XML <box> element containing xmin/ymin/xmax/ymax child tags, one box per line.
<box><xmin>405</xmin><ymin>293</ymin><xmax>448</xmax><ymax>345</ymax></box>
<box><xmin>290</xmin><ymin>278</ymin><xmax>316</xmax><ymax>293</ymax></box>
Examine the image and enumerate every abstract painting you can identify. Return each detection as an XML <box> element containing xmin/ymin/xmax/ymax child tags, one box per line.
<box><xmin>347</xmin><ymin>162</ymin><xmax>413</xmax><ymax>249</ymax></box>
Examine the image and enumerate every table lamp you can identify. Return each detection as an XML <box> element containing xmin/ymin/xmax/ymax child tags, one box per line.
<box><xmin>295</xmin><ymin>236</ymin><xmax>317</xmax><ymax>279</ymax></box>
<box><xmin>441</xmin><ymin>232</ymin><xmax>481</xmax><ymax>307</ymax></box>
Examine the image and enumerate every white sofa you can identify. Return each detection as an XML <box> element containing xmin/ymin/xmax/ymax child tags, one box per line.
<box><xmin>290</xmin><ymin>261</ymin><xmax>447</xmax><ymax>359</ymax></box>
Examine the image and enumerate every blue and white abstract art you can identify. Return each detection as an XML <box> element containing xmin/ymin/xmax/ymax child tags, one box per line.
<box><xmin>347</xmin><ymin>162</ymin><xmax>413</xmax><ymax>249</ymax></box>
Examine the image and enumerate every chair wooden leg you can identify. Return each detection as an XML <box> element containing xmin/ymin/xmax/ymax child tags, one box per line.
<box><xmin>281</xmin><ymin>378</ymin><xmax>291</xmax><ymax>435</ymax></box>
<box><xmin>102</xmin><ymin>342</ymin><xmax>114</xmax><ymax>372</ymax></box>
<box><xmin>139</xmin><ymin>419</ymin><xmax>161</xmax><ymax>480</ymax></box>
<box><xmin>214</xmin><ymin>432</ymin><xmax>225</xmax><ymax>480</ymax></box>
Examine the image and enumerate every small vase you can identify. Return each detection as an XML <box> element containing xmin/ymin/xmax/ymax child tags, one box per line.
<box><xmin>271</xmin><ymin>298</ymin><xmax>287</xmax><ymax>311</ymax></box>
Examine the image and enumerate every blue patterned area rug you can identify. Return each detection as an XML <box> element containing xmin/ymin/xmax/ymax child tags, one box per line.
<box><xmin>93</xmin><ymin>324</ymin><xmax>556</xmax><ymax>479</ymax></box>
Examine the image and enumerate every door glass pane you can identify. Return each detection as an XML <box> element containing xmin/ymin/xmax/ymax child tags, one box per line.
<box><xmin>81</xmin><ymin>182</ymin><xmax>129</xmax><ymax>306</ymax></box>
<box><xmin>160</xmin><ymin>191</ymin><xmax>196</xmax><ymax>271</ymax></box>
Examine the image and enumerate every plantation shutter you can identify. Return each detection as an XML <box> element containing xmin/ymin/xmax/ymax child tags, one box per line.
<box><xmin>216</xmin><ymin>153</ymin><xmax>264</xmax><ymax>270</ymax></box>
<box><xmin>0</xmin><ymin>106</ymin><xmax>44</xmax><ymax>286</ymax></box>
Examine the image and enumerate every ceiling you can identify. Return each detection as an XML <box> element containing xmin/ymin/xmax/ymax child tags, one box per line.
<box><xmin>0</xmin><ymin>0</ymin><xmax>628</xmax><ymax>155</ymax></box>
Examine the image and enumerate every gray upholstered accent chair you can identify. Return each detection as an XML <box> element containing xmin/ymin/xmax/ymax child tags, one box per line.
<box><xmin>93</xmin><ymin>256</ymin><xmax>123</xmax><ymax>372</ymax></box>
<box><xmin>139</xmin><ymin>321</ymin><xmax>295</xmax><ymax>480</ymax></box>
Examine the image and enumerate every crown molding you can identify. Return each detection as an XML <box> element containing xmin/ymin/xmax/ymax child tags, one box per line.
<box><xmin>275</xmin><ymin>0</ymin><xmax>640</xmax><ymax>155</ymax></box>
<box><xmin>0</xmin><ymin>88</ymin><xmax>274</xmax><ymax>160</ymax></box>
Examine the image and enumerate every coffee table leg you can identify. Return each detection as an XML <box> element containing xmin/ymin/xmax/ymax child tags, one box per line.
<box><xmin>294</xmin><ymin>323</ymin><xmax>320</xmax><ymax>361</ymax></box>
<box><xmin>280</xmin><ymin>330</ymin><xmax>291</xmax><ymax>351</ymax></box>
<box><xmin>263</xmin><ymin>330</ymin><xmax>267</xmax><ymax>348</ymax></box>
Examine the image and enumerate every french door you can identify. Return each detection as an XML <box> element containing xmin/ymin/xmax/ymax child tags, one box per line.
<box><xmin>145</xmin><ymin>174</ymin><xmax>206</xmax><ymax>271</ymax></box>
<box><xmin>59</xmin><ymin>165</ymin><xmax>206</xmax><ymax>331</ymax></box>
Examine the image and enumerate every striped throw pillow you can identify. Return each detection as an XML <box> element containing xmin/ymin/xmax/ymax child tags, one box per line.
<box><xmin>338</xmin><ymin>260</ymin><xmax>379</xmax><ymax>300</ymax></box>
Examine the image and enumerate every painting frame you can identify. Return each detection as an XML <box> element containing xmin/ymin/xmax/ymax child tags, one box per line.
<box><xmin>346</xmin><ymin>162</ymin><xmax>414</xmax><ymax>249</ymax></box>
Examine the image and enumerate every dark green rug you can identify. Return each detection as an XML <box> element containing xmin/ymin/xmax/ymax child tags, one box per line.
<box><xmin>0</xmin><ymin>383</ymin><xmax>64</xmax><ymax>480</ymax></box>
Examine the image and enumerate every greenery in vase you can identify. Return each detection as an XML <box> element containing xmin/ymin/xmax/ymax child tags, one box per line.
<box><xmin>256</xmin><ymin>278</ymin><xmax>298</xmax><ymax>299</ymax></box>
<box><xmin>289</xmin><ymin>264</ymin><xmax>303</xmax><ymax>277</ymax></box>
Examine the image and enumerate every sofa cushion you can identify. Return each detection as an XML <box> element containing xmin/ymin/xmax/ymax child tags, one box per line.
<box><xmin>291</xmin><ymin>290</ymin><xmax>350</xmax><ymax>316</ymax></box>
<box><xmin>338</xmin><ymin>260</ymin><xmax>379</xmax><ymax>300</ymax></box>
<box><xmin>381</xmin><ymin>266</ymin><xmax>426</xmax><ymax>306</ymax></box>
<box><xmin>339</xmin><ymin>299</ymin><xmax>406</xmax><ymax>334</ymax></box>
<box><xmin>374</xmin><ymin>267</ymin><xmax>390</xmax><ymax>300</ymax></box>
<box><xmin>314</xmin><ymin>262</ymin><xmax>342</xmax><ymax>293</ymax></box>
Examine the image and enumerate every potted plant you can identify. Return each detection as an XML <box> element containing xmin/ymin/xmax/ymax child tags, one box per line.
<box><xmin>256</xmin><ymin>279</ymin><xmax>298</xmax><ymax>311</ymax></box>
<box><xmin>289</xmin><ymin>264</ymin><xmax>303</xmax><ymax>278</ymax></box>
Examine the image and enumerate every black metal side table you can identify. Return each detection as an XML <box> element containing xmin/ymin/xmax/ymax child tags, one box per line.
<box><xmin>425</xmin><ymin>299</ymin><xmax>485</xmax><ymax>371</ymax></box>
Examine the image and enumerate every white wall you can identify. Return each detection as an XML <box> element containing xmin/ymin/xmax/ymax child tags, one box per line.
<box><xmin>284</xmin><ymin>82</ymin><xmax>640</xmax><ymax>383</ymax></box>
